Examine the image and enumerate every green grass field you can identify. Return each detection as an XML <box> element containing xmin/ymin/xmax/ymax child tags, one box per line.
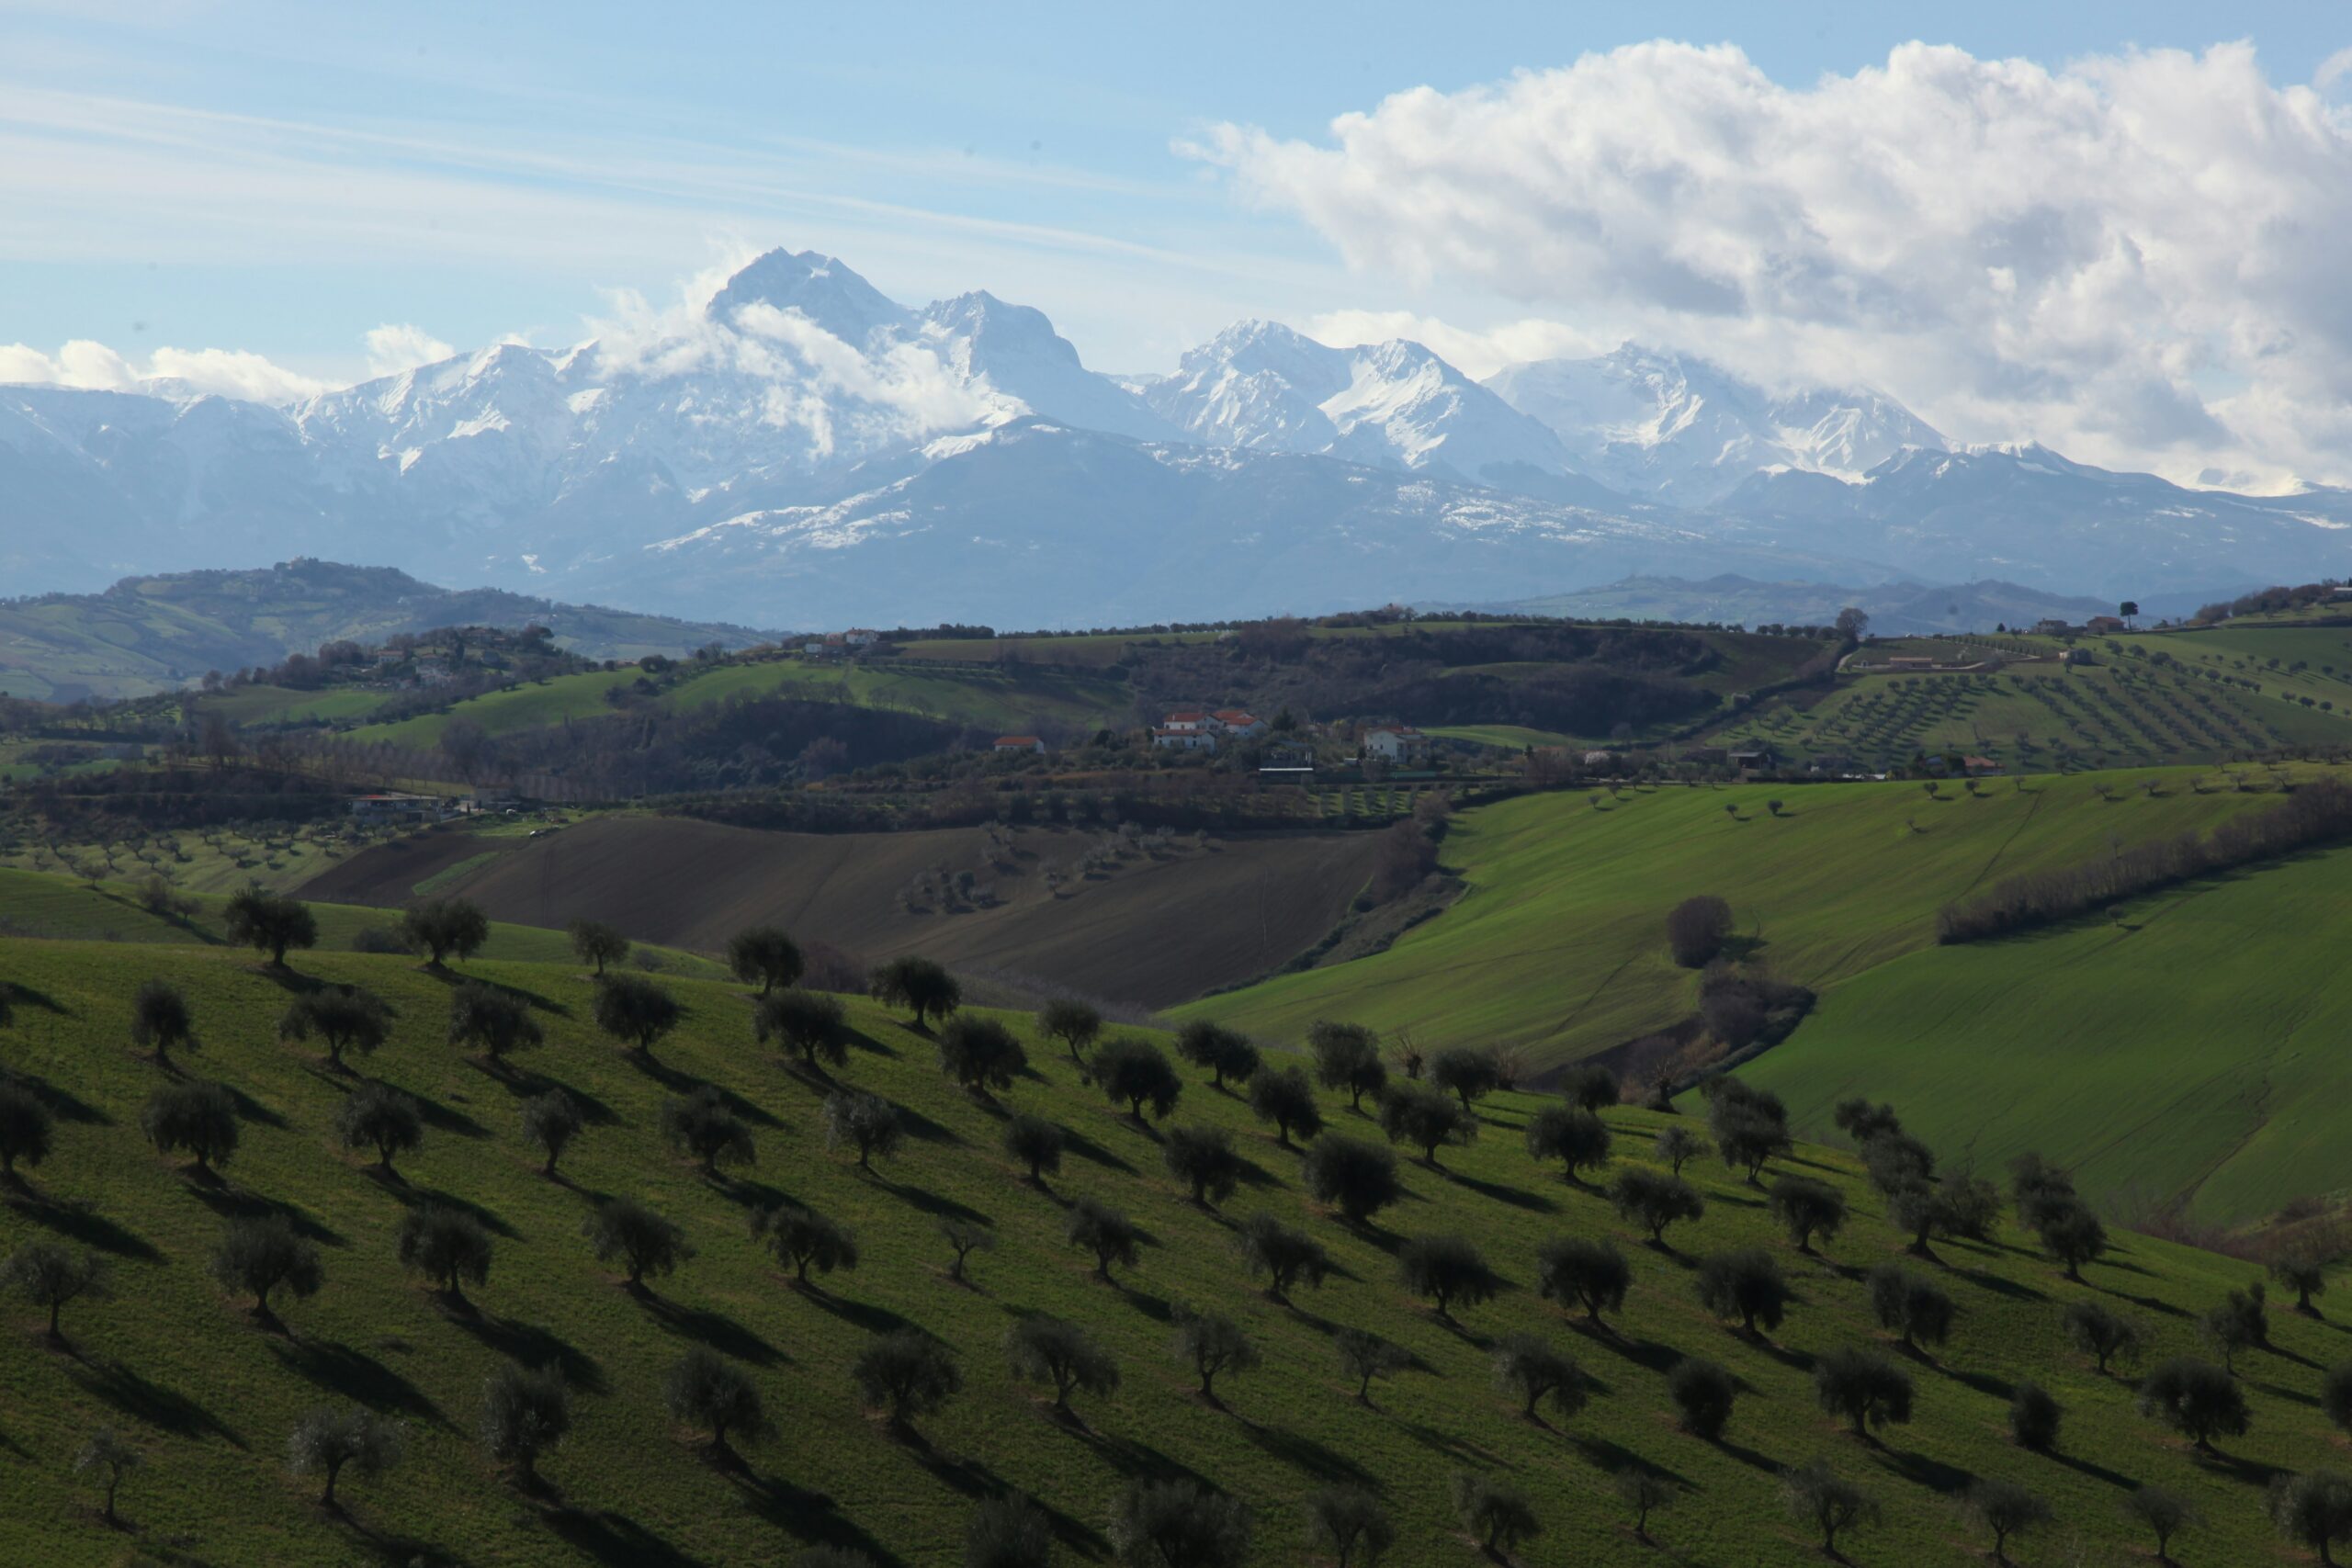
<box><xmin>202</xmin><ymin>685</ymin><xmax>401</xmax><ymax>728</ymax></box>
<box><xmin>1</xmin><ymin>934</ymin><xmax>2342</xmax><ymax>1565</ymax></box>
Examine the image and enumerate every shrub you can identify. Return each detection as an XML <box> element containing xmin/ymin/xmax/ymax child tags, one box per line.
<box><xmin>1174</xmin><ymin>1021</ymin><xmax>1260</xmax><ymax>1090</ymax></box>
<box><xmin>1247</xmin><ymin>1066</ymin><xmax>1323</xmax><ymax>1147</ymax></box>
<box><xmin>287</xmin><ymin>1404</ymin><xmax>403</xmax><ymax>1507</ymax></box>
<box><xmin>141</xmin><ymin>1080</ymin><xmax>240</xmax><ymax>1174</ymax></box>
<box><xmin>1379</xmin><ymin>1084</ymin><xmax>1476</xmax><ymax>1168</ymax></box>
<box><xmin>1235</xmin><ymin>1213</ymin><xmax>1329</xmax><ymax>1303</ymax></box>
<box><xmin>1666</xmin><ymin>895</ymin><xmax>1734</xmax><ymax>966</ymax></box>
<box><xmin>1694</xmin><ymin>1248</ymin><xmax>1790</xmax><ymax>1336</ymax></box>
<box><xmin>1768</xmin><ymin>1176</ymin><xmax>1848</xmax><ymax>1254</ymax></box>
<box><xmin>2009</xmin><ymin>1382</ymin><xmax>2062</xmax><ymax>1452</ymax></box>
<box><xmin>1107</xmin><ymin>1479</ymin><xmax>1250</xmax><ymax>1568</ymax></box>
<box><xmin>582</xmin><ymin>1197</ymin><xmax>693</xmax><ymax>1287</ymax></box>
<box><xmin>1609</xmin><ymin>1166</ymin><xmax>1704</xmax><ymax>1247</ymax></box>
<box><xmin>480</xmin><ymin>1360</ymin><xmax>571</xmax><ymax>1483</ymax></box>
<box><xmin>757</xmin><ymin>987</ymin><xmax>850</xmax><ymax>1070</ymax></box>
<box><xmin>1170</xmin><ymin>1303</ymin><xmax>1259</xmax><ymax>1401</ymax></box>
<box><xmin>752</xmin><ymin>1202</ymin><xmax>859</xmax><ymax>1285</ymax></box>
<box><xmin>1309</xmin><ymin>1021</ymin><xmax>1386</xmax><ymax>1111</ymax></box>
<box><xmin>1006</xmin><ymin>1314</ymin><xmax>1119</xmax><ymax>1413</ymax></box>
<box><xmin>854</xmin><ymin>1330</ymin><xmax>963</xmax><ymax>1429</ymax></box>
<box><xmin>519</xmin><ymin>1089</ymin><xmax>584</xmax><ymax>1178</ymax></box>
<box><xmin>277</xmin><ymin>986</ymin><xmax>392</xmax><ymax>1068</ymax></box>
<box><xmin>334</xmin><ymin>1082</ymin><xmax>423</xmax><ymax>1176</ymax></box>
<box><xmin>1162</xmin><ymin>1124</ymin><xmax>1243</xmax><ymax>1210</ymax></box>
<box><xmin>938</xmin><ymin>1016</ymin><xmax>1027</xmax><ymax>1096</ymax></box>
<box><xmin>1452</xmin><ymin>1471</ymin><xmax>1541</xmax><ymax>1555</ymax></box>
<box><xmin>1491</xmin><ymin>1333</ymin><xmax>1584</xmax><ymax>1422</ymax></box>
<box><xmin>1525</xmin><ymin>1106</ymin><xmax>1611</xmax><ymax>1186</ymax></box>
<box><xmin>1303</xmin><ymin>1136</ymin><xmax>1402</xmax><ymax>1224</ymax></box>
<box><xmin>665</xmin><ymin>1346</ymin><xmax>767</xmax><ymax>1455</ymax></box>
<box><xmin>1066</xmin><ymin>1197</ymin><xmax>1140</xmax><ymax>1280</ymax></box>
<box><xmin>1397</xmin><ymin>1233</ymin><xmax>1500</xmax><ymax>1322</ymax></box>
<box><xmin>395</xmin><ymin>1205</ymin><xmax>492</xmax><ymax>1302</ymax></box>
<box><xmin>822</xmin><ymin>1089</ymin><xmax>903</xmax><ymax>1169</ymax></box>
<box><xmin>1095</xmin><ymin>1037</ymin><xmax>1182</xmax><ymax>1122</ymax></box>
<box><xmin>1534</xmin><ymin>1235</ymin><xmax>1630</xmax><ymax>1326</ymax></box>
<box><xmin>1668</xmin><ymin>1358</ymin><xmax>1736</xmax><ymax>1438</ymax></box>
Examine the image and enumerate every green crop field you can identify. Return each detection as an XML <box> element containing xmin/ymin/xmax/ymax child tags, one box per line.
<box><xmin>201</xmin><ymin>684</ymin><xmax>401</xmax><ymax>728</ymax></box>
<box><xmin>1</xmin><ymin>932</ymin><xmax>2342</xmax><ymax>1565</ymax></box>
<box><xmin>1743</xmin><ymin>838</ymin><xmax>2352</xmax><ymax>1224</ymax></box>
<box><xmin>1424</xmin><ymin>725</ymin><xmax>1576</xmax><ymax>750</ymax></box>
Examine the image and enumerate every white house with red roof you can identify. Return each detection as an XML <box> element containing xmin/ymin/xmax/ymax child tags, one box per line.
<box><xmin>1362</xmin><ymin>725</ymin><xmax>1430</xmax><ymax>764</ymax></box>
<box><xmin>1212</xmin><ymin>708</ymin><xmax>1267</xmax><ymax>738</ymax></box>
<box><xmin>992</xmin><ymin>735</ymin><xmax>1046</xmax><ymax>754</ymax></box>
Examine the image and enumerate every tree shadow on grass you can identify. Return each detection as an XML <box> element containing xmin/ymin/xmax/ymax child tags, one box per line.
<box><xmin>542</xmin><ymin>1506</ymin><xmax>701</xmax><ymax>1567</ymax></box>
<box><xmin>891</xmin><ymin>1102</ymin><xmax>962</xmax><ymax>1147</ymax></box>
<box><xmin>1448</xmin><ymin>1170</ymin><xmax>1556</xmax><ymax>1213</ymax></box>
<box><xmin>2043</xmin><ymin>1446</ymin><xmax>2141</xmax><ymax>1490</ymax></box>
<box><xmin>842</xmin><ymin>1024</ymin><xmax>898</xmax><ymax>1059</ymax></box>
<box><xmin>6</xmin><ymin>1068</ymin><xmax>109</xmax><ymax>1125</ymax></box>
<box><xmin>271</xmin><ymin>1338</ymin><xmax>449</xmax><ymax>1429</ymax></box>
<box><xmin>1955</xmin><ymin>1267</ymin><xmax>2046</xmax><ymax>1303</ymax></box>
<box><xmin>390</xmin><ymin>1182</ymin><xmax>518</xmax><ymax>1239</ymax></box>
<box><xmin>1400</xmin><ymin>1419</ymin><xmax>1507</xmax><ymax>1468</ymax></box>
<box><xmin>876</xmin><ymin>1175</ymin><xmax>989</xmax><ymax>1226</ymax></box>
<box><xmin>6</xmin><ymin>1191</ymin><xmax>162</xmax><ymax>1260</ymax></box>
<box><xmin>187</xmin><ymin>1181</ymin><xmax>344</xmax><ymax>1246</ymax></box>
<box><xmin>728</xmin><ymin>1471</ymin><xmax>902</xmax><ymax>1564</ymax></box>
<box><xmin>481</xmin><ymin>1068</ymin><xmax>619</xmax><ymax>1124</ymax></box>
<box><xmin>1576</xmin><ymin>1435</ymin><xmax>1691</xmax><ymax>1485</ymax></box>
<box><xmin>800</xmin><ymin>1286</ymin><xmax>914</xmax><ymax>1337</ymax></box>
<box><xmin>218</xmin><ymin>1081</ymin><xmax>288</xmax><ymax>1131</ymax></box>
<box><xmin>396</xmin><ymin>1086</ymin><xmax>491</xmax><ymax>1140</ymax></box>
<box><xmin>332</xmin><ymin>1509</ymin><xmax>469</xmax><ymax>1568</ymax></box>
<box><xmin>1576</xmin><ymin>1325</ymin><xmax>1680</xmax><ymax>1375</ymax></box>
<box><xmin>70</xmin><ymin>1356</ymin><xmax>244</xmax><ymax>1448</ymax></box>
<box><xmin>1247</xmin><ymin>1423</ymin><xmax>1380</xmax><ymax>1487</ymax></box>
<box><xmin>453</xmin><ymin>1313</ymin><xmax>608</xmax><ymax>1394</ymax></box>
<box><xmin>2091</xmin><ymin>1281</ymin><xmax>2188</xmax><ymax>1319</ymax></box>
<box><xmin>641</xmin><ymin>1295</ymin><xmax>785</xmax><ymax>1367</ymax></box>
<box><xmin>1060</xmin><ymin>1125</ymin><xmax>1136</xmax><ymax>1176</ymax></box>
<box><xmin>1879</xmin><ymin>1446</ymin><xmax>1974</xmax><ymax>1495</ymax></box>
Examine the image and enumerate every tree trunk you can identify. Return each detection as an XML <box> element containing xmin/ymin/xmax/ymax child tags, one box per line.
<box><xmin>322</xmin><ymin>1460</ymin><xmax>342</xmax><ymax>1507</ymax></box>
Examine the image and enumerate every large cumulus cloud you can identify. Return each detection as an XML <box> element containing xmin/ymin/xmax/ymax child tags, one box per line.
<box><xmin>1193</xmin><ymin>40</ymin><xmax>2352</xmax><ymax>488</ymax></box>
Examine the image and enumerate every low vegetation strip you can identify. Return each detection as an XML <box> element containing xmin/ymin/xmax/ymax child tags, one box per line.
<box><xmin>1933</xmin><ymin>776</ymin><xmax>2352</xmax><ymax>943</ymax></box>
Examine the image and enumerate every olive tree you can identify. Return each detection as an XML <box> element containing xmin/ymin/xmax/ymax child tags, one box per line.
<box><xmin>1162</xmin><ymin>1124</ymin><xmax>1242</xmax><ymax>1210</ymax></box>
<box><xmin>821</xmin><ymin>1089</ymin><xmax>903</xmax><ymax>1170</ymax></box>
<box><xmin>1525</xmin><ymin>1106</ymin><xmax>1610</xmax><ymax>1187</ymax></box>
<box><xmin>2138</xmin><ymin>1358</ymin><xmax>2251</xmax><ymax>1453</ymax></box>
<box><xmin>1248</xmin><ymin>1066</ymin><xmax>1323</xmax><ymax>1147</ymax></box>
<box><xmin>277</xmin><ymin>986</ymin><xmax>392</xmax><ymax>1069</ymax></box>
<box><xmin>1767</xmin><ymin>1176</ymin><xmax>1847</xmax><ymax>1255</ymax></box>
<box><xmin>141</xmin><ymin>1080</ymin><xmax>240</xmax><ymax>1175</ymax></box>
<box><xmin>2122</xmin><ymin>1485</ymin><xmax>2197</xmax><ymax>1562</ymax></box>
<box><xmin>1006</xmin><ymin>1314</ymin><xmax>1118</xmax><ymax>1414</ymax></box>
<box><xmin>447</xmin><ymin>982</ymin><xmax>543</xmax><ymax>1064</ymax></box>
<box><xmin>1492</xmin><ymin>1333</ymin><xmax>1584</xmax><ymax>1423</ymax></box>
<box><xmin>287</xmin><ymin>1404</ymin><xmax>403</xmax><ymax>1507</ymax></box>
<box><xmin>1609</xmin><ymin>1166</ymin><xmax>1704</xmax><ymax>1248</ymax></box>
<box><xmin>130</xmin><ymin>979</ymin><xmax>197</xmax><ymax>1066</ymax></box>
<box><xmin>1666</xmin><ymin>895</ymin><xmax>1734</xmax><ymax>967</ymax></box>
<box><xmin>1175</xmin><ymin>1021</ymin><xmax>1260</xmax><ymax>1091</ymax></box>
<box><xmin>1235</xmin><ymin>1213</ymin><xmax>1329</xmax><ymax>1303</ymax></box>
<box><xmin>2010</xmin><ymin>1383</ymin><xmax>2062</xmax><ymax>1452</ymax></box>
<box><xmin>665</xmin><ymin>1346</ymin><xmax>767</xmax><ymax>1457</ymax></box>
<box><xmin>1308</xmin><ymin>1485</ymin><xmax>1394</xmax><ymax>1568</ymax></box>
<box><xmin>727</xmin><ymin>925</ymin><xmax>803</xmax><ymax>995</ymax></box>
<box><xmin>2273</xmin><ymin>1249</ymin><xmax>2334</xmax><ymax>1318</ymax></box>
<box><xmin>74</xmin><ymin>1427</ymin><xmax>141</xmax><ymax>1525</ymax></box>
<box><xmin>1706</xmin><ymin>1079</ymin><xmax>1791</xmax><ymax>1186</ymax></box>
<box><xmin>0</xmin><ymin>1082</ymin><xmax>52</xmax><ymax>1178</ymax></box>
<box><xmin>1426</xmin><ymin>1046</ymin><xmax>1499</xmax><ymax>1114</ymax></box>
<box><xmin>757</xmin><ymin>987</ymin><xmax>850</xmax><ymax>1072</ymax></box>
<box><xmin>2</xmin><ymin>1240</ymin><xmax>112</xmax><ymax>1339</ymax></box>
<box><xmin>1066</xmin><ymin>1197</ymin><xmax>1140</xmax><ymax>1280</ymax></box>
<box><xmin>1694</xmin><ymin>1249</ymin><xmax>1790</xmax><ymax>1337</ymax></box>
<box><xmin>519</xmin><ymin>1089</ymin><xmax>584</xmax><ymax>1178</ymax></box>
<box><xmin>335</xmin><ymin>1083</ymin><xmax>424</xmax><ymax>1177</ymax></box>
<box><xmin>481</xmin><ymin>1359</ymin><xmax>571</xmax><ymax>1485</ymax></box>
<box><xmin>752</xmin><ymin>1202</ymin><xmax>860</xmax><ymax>1286</ymax></box>
<box><xmin>1782</xmin><ymin>1460</ymin><xmax>1877</xmax><ymax>1555</ymax></box>
<box><xmin>1559</xmin><ymin>1064</ymin><xmax>1620</xmax><ymax>1113</ymax></box>
<box><xmin>1653</xmin><ymin>1124</ymin><xmax>1709</xmax><ymax>1175</ymax></box>
<box><xmin>225</xmin><ymin>882</ymin><xmax>317</xmax><ymax>967</ymax></box>
<box><xmin>211</xmin><ymin>1213</ymin><xmax>322</xmax><ymax>1322</ymax></box>
<box><xmin>1451</xmin><ymin>1471</ymin><xmax>1540</xmax><ymax>1557</ymax></box>
<box><xmin>1309</xmin><ymin>1021</ymin><xmax>1386</xmax><ymax>1111</ymax></box>
<box><xmin>938</xmin><ymin>1016</ymin><xmax>1027</xmax><ymax>1097</ymax></box>
<box><xmin>1813</xmin><ymin>1346</ymin><xmax>1915</xmax><ymax>1438</ymax></box>
<box><xmin>1668</xmin><ymin>1358</ymin><xmax>1737</xmax><ymax>1439</ymax></box>
<box><xmin>1039</xmin><ymin>998</ymin><xmax>1102</xmax><ymax>1067</ymax></box>
<box><xmin>1866</xmin><ymin>1263</ymin><xmax>1955</xmax><ymax>1352</ymax></box>
<box><xmin>1379</xmin><ymin>1084</ymin><xmax>1476</xmax><ymax>1168</ymax></box>
<box><xmin>2064</xmin><ymin>1299</ymin><xmax>2143</xmax><ymax>1374</ymax></box>
<box><xmin>661</xmin><ymin>1086</ymin><xmax>755</xmax><ymax>1178</ymax></box>
<box><xmin>1303</xmin><ymin>1136</ymin><xmax>1402</xmax><ymax>1224</ymax></box>
<box><xmin>1108</xmin><ymin>1478</ymin><xmax>1250</xmax><ymax>1568</ymax></box>
<box><xmin>1170</xmin><ymin>1303</ymin><xmax>1259</xmax><ymax>1403</ymax></box>
<box><xmin>869</xmin><ymin>955</ymin><xmax>961</xmax><ymax>1028</ymax></box>
<box><xmin>1615</xmin><ymin>1469</ymin><xmax>1676</xmax><ymax>1545</ymax></box>
<box><xmin>854</xmin><ymin>1330</ymin><xmax>964</xmax><ymax>1431</ymax></box>
<box><xmin>1096</xmin><ymin>1038</ymin><xmax>1182</xmax><ymax>1123</ymax></box>
<box><xmin>939</xmin><ymin>1217</ymin><xmax>996</xmax><ymax>1284</ymax></box>
<box><xmin>2268</xmin><ymin>1472</ymin><xmax>2352</xmax><ymax>1567</ymax></box>
<box><xmin>1535</xmin><ymin>1235</ymin><xmax>1630</xmax><ymax>1327</ymax></box>
<box><xmin>2202</xmin><ymin>1284</ymin><xmax>2272</xmax><ymax>1372</ymax></box>
<box><xmin>967</xmin><ymin>1493</ymin><xmax>1057</xmax><ymax>1568</ymax></box>
<box><xmin>1002</xmin><ymin>1113</ymin><xmax>1065</xmax><ymax>1183</ymax></box>
<box><xmin>567</xmin><ymin>919</ymin><xmax>628</xmax><ymax>976</ymax></box>
<box><xmin>582</xmin><ymin>1197</ymin><xmax>694</xmax><ymax>1288</ymax></box>
<box><xmin>1336</xmin><ymin>1326</ymin><xmax>1408</xmax><ymax>1406</ymax></box>
<box><xmin>401</xmin><ymin>897</ymin><xmax>489</xmax><ymax>967</ymax></box>
<box><xmin>396</xmin><ymin>1205</ymin><xmax>492</xmax><ymax>1303</ymax></box>
<box><xmin>1397</xmin><ymin>1233</ymin><xmax>1500</xmax><ymax>1322</ymax></box>
<box><xmin>594</xmin><ymin>974</ymin><xmax>682</xmax><ymax>1056</ymax></box>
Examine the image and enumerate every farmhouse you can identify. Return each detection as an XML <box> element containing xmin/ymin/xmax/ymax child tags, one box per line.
<box><xmin>1150</xmin><ymin>728</ymin><xmax>1216</xmax><ymax>752</ymax></box>
<box><xmin>1259</xmin><ymin>740</ymin><xmax>1315</xmax><ymax>774</ymax></box>
<box><xmin>1362</xmin><ymin>725</ymin><xmax>1429</xmax><ymax>764</ymax></box>
<box><xmin>2086</xmin><ymin>615</ymin><xmax>2127</xmax><ymax>634</ymax></box>
<box><xmin>992</xmin><ymin>735</ymin><xmax>1046</xmax><ymax>754</ymax></box>
<box><xmin>348</xmin><ymin>792</ymin><xmax>446</xmax><ymax>825</ymax></box>
<box><xmin>1159</xmin><ymin>709</ymin><xmax>1213</xmax><ymax>734</ymax></box>
<box><xmin>1212</xmin><ymin>708</ymin><xmax>1267</xmax><ymax>738</ymax></box>
<box><xmin>1728</xmin><ymin>746</ymin><xmax>1780</xmax><ymax>777</ymax></box>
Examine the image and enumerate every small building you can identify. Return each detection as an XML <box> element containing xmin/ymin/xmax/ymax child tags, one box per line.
<box><xmin>992</xmin><ymin>735</ymin><xmax>1046</xmax><ymax>755</ymax></box>
<box><xmin>1212</xmin><ymin>708</ymin><xmax>1267</xmax><ymax>739</ymax></box>
<box><xmin>1728</xmin><ymin>747</ymin><xmax>1780</xmax><ymax>777</ymax></box>
<box><xmin>2032</xmin><ymin>619</ymin><xmax>2076</xmax><ymax>637</ymax></box>
<box><xmin>1362</xmin><ymin>725</ymin><xmax>1430</xmax><ymax>764</ymax></box>
<box><xmin>1159</xmin><ymin>709</ymin><xmax>1213</xmax><ymax>734</ymax></box>
<box><xmin>1151</xmin><ymin>728</ymin><xmax>1217</xmax><ymax>752</ymax></box>
<box><xmin>2086</xmin><ymin>615</ymin><xmax>2127</xmax><ymax>635</ymax></box>
<box><xmin>843</xmin><ymin>628</ymin><xmax>881</xmax><ymax>648</ymax></box>
<box><xmin>349</xmin><ymin>793</ymin><xmax>445</xmax><ymax>825</ymax></box>
<box><xmin>1259</xmin><ymin>740</ymin><xmax>1315</xmax><ymax>774</ymax></box>
<box><xmin>1962</xmin><ymin>755</ymin><xmax>2005</xmax><ymax>775</ymax></box>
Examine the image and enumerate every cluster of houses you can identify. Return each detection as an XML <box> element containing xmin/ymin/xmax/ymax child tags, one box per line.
<box><xmin>1148</xmin><ymin>707</ymin><xmax>1268</xmax><ymax>752</ymax></box>
<box><xmin>801</xmin><ymin>628</ymin><xmax>883</xmax><ymax>657</ymax></box>
<box><xmin>346</xmin><ymin>791</ymin><xmax>523</xmax><ymax>826</ymax></box>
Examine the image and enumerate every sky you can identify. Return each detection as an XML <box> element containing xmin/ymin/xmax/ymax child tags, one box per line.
<box><xmin>4</xmin><ymin>1</ymin><xmax>2352</xmax><ymax>488</ymax></box>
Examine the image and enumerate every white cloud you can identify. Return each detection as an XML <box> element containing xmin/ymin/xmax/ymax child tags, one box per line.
<box><xmin>362</xmin><ymin>323</ymin><xmax>457</xmax><ymax>378</ymax></box>
<box><xmin>1193</xmin><ymin>40</ymin><xmax>2352</xmax><ymax>487</ymax></box>
<box><xmin>0</xmin><ymin>338</ymin><xmax>325</xmax><ymax>403</ymax></box>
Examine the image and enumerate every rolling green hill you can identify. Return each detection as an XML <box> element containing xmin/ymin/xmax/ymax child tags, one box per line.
<box><xmin>1</xmin><ymin>933</ymin><xmax>2343</xmax><ymax>1565</ymax></box>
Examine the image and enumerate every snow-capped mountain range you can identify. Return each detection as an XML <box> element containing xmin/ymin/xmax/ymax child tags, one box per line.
<box><xmin>5</xmin><ymin>247</ymin><xmax>2348</xmax><ymax>629</ymax></box>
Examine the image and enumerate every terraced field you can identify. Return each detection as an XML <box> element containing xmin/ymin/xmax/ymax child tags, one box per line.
<box><xmin>2</xmin><ymin>933</ymin><xmax>2342</xmax><ymax>1565</ymax></box>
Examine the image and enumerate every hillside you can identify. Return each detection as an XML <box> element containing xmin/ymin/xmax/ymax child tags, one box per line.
<box><xmin>2</xmin><ymin>933</ymin><xmax>2343</xmax><ymax>1565</ymax></box>
<box><xmin>0</xmin><ymin>560</ymin><xmax>774</xmax><ymax>704</ymax></box>
<box><xmin>297</xmin><ymin>817</ymin><xmax>1385</xmax><ymax>1010</ymax></box>
<box><xmin>1432</xmin><ymin>577</ymin><xmax>2121</xmax><ymax>638</ymax></box>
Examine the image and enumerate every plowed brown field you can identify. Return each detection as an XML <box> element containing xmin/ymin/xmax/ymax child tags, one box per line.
<box><xmin>300</xmin><ymin>815</ymin><xmax>1383</xmax><ymax>1007</ymax></box>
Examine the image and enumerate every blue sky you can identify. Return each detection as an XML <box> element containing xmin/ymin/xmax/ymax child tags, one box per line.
<box><xmin>4</xmin><ymin>2</ymin><xmax>2351</xmax><ymax>485</ymax></box>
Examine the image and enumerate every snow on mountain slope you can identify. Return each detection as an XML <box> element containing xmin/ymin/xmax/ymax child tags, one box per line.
<box><xmin>1144</xmin><ymin>321</ymin><xmax>1588</xmax><ymax>490</ymax></box>
<box><xmin>1487</xmin><ymin>345</ymin><xmax>1945</xmax><ymax>503</ymax></box>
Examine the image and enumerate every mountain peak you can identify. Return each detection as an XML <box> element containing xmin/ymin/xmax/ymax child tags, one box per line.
<box><xmin>705</xmin><ymin>249</ymin><xmax>910</xmax><ymax>344</ymax></box>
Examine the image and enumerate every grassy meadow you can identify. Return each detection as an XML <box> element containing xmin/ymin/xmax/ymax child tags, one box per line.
<box><xmin>2</xmin><ymin>933</ymin><xmax>2345</xmax><ymax>1565</ymax></box>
